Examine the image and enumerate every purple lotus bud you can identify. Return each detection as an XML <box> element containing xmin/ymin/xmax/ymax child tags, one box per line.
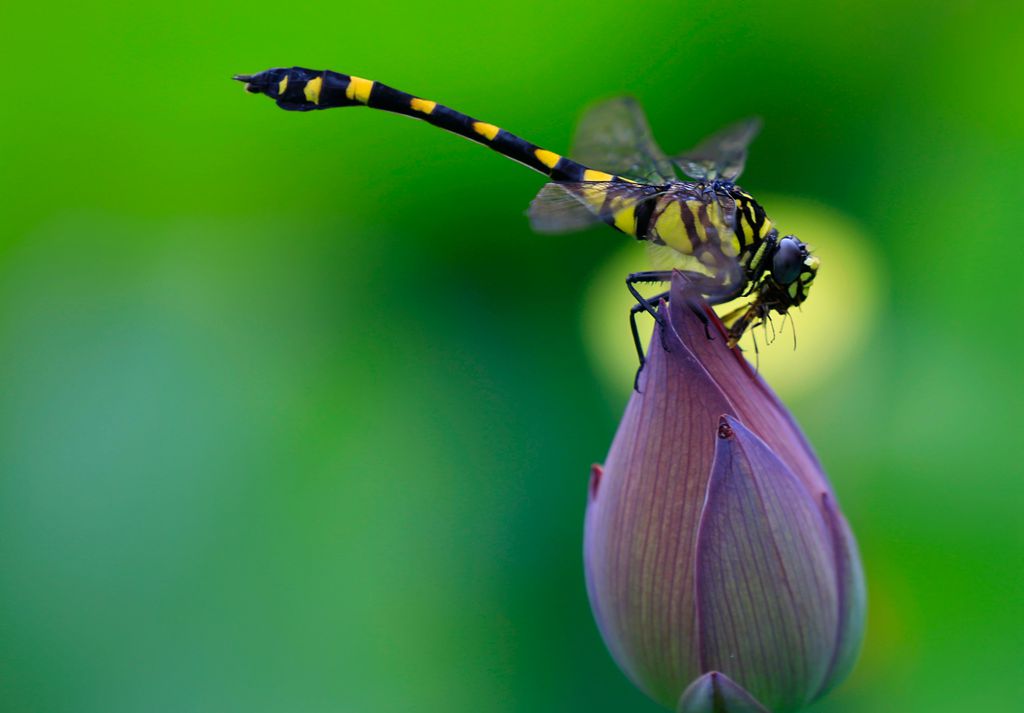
<box><xmin>584</xmin><ymin>273</ymin><xmax>865</xmax><ymax>712</ymax></box>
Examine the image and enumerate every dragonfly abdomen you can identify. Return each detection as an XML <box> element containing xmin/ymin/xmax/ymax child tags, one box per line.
<box><xmin>235</xmin><ymin>67</ymin><xmax>620</xmax><ymax>183</ymax></box>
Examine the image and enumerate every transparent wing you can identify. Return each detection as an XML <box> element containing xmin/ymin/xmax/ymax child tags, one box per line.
<box><xmin>528</xmin><ymin>183</ymin><xmax>603</xmax><ymax>233</ymax></box>
<box><xmin>673</xmin><ymin>117</ymin><xmax>762</xmax><ymax>182</ymax></box>
<box><xmin>570</xmin><ymin>98</ymin><xmax>676</xmax><ymax>183</ymax></box>
<box><xmin>528</xmin><ymin>181</ymin><xmax>658</xmax><ymax>234</ymax></box>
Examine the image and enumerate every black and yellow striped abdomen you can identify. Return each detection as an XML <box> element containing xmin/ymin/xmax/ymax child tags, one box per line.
<box><xmin>236</xmin><ymin>67</ymin><xmax>623</xmax><ymax>184</ymax></box>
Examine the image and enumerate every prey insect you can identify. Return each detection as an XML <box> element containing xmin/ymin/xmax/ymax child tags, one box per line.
<box><xmin>235</xmin><ymin>67</ymin><xmax>819</xmax><ymax>384</ymax></box>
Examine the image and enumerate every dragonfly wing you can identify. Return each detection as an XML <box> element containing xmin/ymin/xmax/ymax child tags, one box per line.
<box><xmin>570</xmin><ymin>97</ymin><xmax>676</xmax><ymax>183</ymax></box>
<box><xmin>528</xmin><ymin>181</ymin><xmax>659</xmax><ymax>234</ymax></box>
<box><xmin>673</xmin><ymin>117</ymin><xmax>762</xmax><ymax>182</ymax></box>
<box><xmin>529</xmin><ymin>182</ymin><xmax>604</xmax><ymax>233</ymax></box>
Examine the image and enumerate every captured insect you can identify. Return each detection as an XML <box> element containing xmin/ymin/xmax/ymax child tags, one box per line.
<box><xmin>235</xmin><ymin>67</ymin><xmax>819</xmax><ymax>377</ymax></box>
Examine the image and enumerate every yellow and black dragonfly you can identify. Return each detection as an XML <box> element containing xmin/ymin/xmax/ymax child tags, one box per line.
<box><xmin>235</xmin><ymin>67</ymin><xmax>819</xmax><ymax>376</ymax></box>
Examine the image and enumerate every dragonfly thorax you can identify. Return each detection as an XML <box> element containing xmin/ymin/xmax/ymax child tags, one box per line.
<box><xmin>638</xmin><ymin>183</ymin><xmax>772</xmax><ymax>283</ymax></box>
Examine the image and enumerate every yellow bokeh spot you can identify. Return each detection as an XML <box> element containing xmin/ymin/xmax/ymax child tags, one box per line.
<box><xmin>582</xmin><ymin>196</ymin><xmax>883</xmax><ymax>402</ymax></box>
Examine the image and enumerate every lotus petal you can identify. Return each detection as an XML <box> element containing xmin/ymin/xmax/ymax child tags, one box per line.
<box><xmin>585</xmin><ymin>302</ymin><xmax>732</xmax><ymax>703</ymax></box>
<box><xmin>695</xmin><ymin>416</ymin><xmax>838</xmax><ymax>711</ymax></box>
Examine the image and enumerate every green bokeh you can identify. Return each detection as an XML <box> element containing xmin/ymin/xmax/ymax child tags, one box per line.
<box><xmin>2</xmin><ymin>2</ymin><xmax>1021</xmax><ymax>711</ymax></box>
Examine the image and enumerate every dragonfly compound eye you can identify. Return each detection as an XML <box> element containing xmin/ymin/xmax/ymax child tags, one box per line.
<box><xmin>771</xmin><ymin>236</ymin><xmax>805</xmax><ymax>285</ymax></box>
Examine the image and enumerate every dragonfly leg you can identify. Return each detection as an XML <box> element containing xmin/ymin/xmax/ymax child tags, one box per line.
<box><xmin>629</xmin><ymin>290</ymin><xmax>669</xmax><ymax>391</ymax></box>
<box><xmin>625</xmin><ymin>271</ymin><xmax>673</xmax><ymax>393</ymax></box>
<box><xmin>626</xmin><ymin>269</ymin><xmax>674</xmax><ymax>339</ymax></box>
<box><xmin>626</xmin><ymin>269</ymin><xmax>728</xmax><ymax>345</ymax></box>
<box><xmin>626</xmin><ymin>271</ymin><xmax>674</xmax><ymax>322</ymax></box>
<box><xmin>625</xmin><ymin>270</ymin><xmax>724</xmax><ymax>391</ymax></box>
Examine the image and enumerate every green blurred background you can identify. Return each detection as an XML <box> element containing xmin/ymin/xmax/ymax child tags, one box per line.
<box><xmin>2</xmin><ymin>1</ymin><xmax>1021</xmax><ymax>711</ymax></box>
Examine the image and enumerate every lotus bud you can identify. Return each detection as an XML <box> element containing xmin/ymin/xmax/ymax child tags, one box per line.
<box><xmin>584</xmin><ymin>273</ymin><xmax>865</xmax><ymax>712</ymax></box>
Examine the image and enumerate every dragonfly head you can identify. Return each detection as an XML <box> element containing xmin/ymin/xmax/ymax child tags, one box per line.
<box><xmin>767</xmin><ymin>235</ymin><xmax>818</xmax><ymax>309</ymax></box>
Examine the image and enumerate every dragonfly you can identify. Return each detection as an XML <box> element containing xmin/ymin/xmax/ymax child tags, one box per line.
<box><xmin>235</xmin><ymin>67</ymin><xmax>819</xmax><ymax>378</ymax></box>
